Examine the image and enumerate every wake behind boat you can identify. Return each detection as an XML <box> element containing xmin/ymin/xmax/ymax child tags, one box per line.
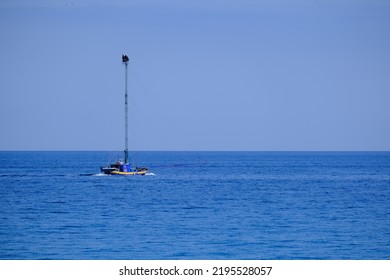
<box><xmin>100</xmin><ymin>55</ymin><xmax>149</xmax><ymax>176</ymax></box>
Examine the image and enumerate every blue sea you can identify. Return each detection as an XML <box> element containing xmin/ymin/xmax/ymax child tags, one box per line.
<box><xmin>0</xmin><ymin>151</ymin><xmax>389</xmax><ymax>260</ymax></box>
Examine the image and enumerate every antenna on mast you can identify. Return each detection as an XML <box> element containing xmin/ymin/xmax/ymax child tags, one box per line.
<box><xmin>122</xmin><ymin>54</ymin><xmax>129</xmax><ymax>164</ymax></box>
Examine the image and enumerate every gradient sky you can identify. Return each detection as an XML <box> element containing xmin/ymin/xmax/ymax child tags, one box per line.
<box><xmin>1</xmin><ymin>0</ymin><xmax>389</xmax><ymax>151</ymax></box>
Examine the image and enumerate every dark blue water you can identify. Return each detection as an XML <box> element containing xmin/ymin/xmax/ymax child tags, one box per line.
<box><xmin>0</xmin><ymin>151</ymin><xmax>389</xmax><ymax>259</ymax></box>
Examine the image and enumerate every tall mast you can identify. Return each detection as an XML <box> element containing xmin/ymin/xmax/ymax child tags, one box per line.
<box><xmin>122</xmin><ymin>54</ymin><xmax>129</xmax><ymax>164</ymax></box>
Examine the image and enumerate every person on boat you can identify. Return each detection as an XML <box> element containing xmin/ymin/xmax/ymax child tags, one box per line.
<box><xmin>122</xmin><ymin>55</ymin><xmax>129</xmax><ymax>63</ymax></box>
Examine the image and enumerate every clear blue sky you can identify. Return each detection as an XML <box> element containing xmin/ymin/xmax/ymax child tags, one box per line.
<box><xmin>1</xmin><ymin>0</ymin><xmax>389</xmax><ymax>151</ymax></box>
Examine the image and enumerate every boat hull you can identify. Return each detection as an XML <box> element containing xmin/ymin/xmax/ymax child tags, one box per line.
<box><xmin>109</xmin><ymin>170</ymin><xmax>148</xmax><ymax>176</ymax></box>
<box><xmin>100</xmin><ymin>166</ymin><xmax>148</xmax><ymax>176</ymax></box>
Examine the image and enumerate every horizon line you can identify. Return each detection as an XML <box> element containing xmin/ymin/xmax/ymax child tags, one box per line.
<box><xmin>1</xmin><ymin>150</ymin><xmax>389</xmax><ymax>153</ymax></box>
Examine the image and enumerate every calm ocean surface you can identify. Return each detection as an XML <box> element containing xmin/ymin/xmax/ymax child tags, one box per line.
<box><xmin>0</xmin><ymin>151</ymin><xmax>389</xmax><ymax>259</ymax></box>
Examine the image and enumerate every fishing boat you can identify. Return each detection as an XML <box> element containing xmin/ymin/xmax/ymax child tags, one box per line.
<box><xmin>100</xmin><ymin>55</ymin><xmax>149</xmax><ymax>175</ymax></box>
